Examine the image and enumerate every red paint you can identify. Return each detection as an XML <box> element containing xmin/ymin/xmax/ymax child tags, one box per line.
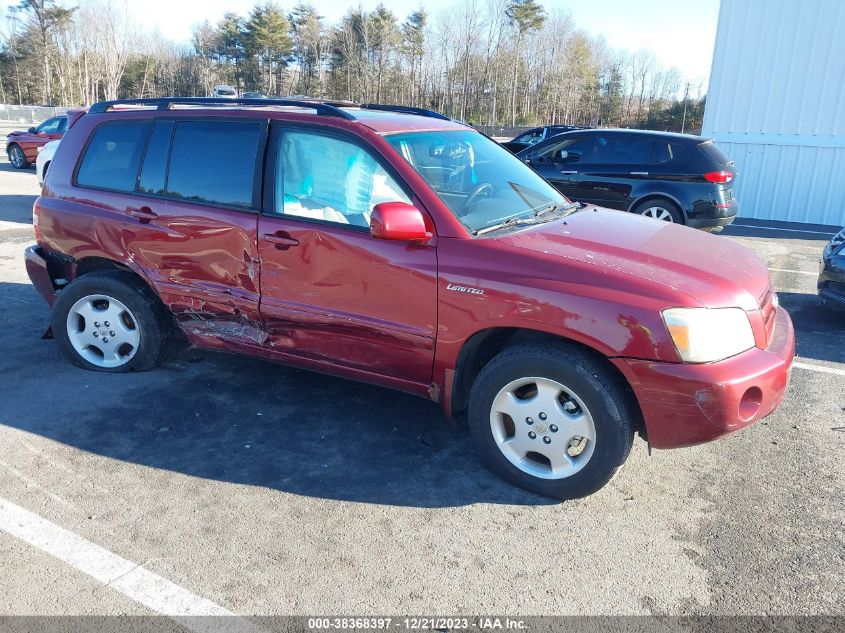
<box><xmin>612</xmin><ymin>308</ymin><xmax>794</xmax><ymax>448</ymax></box>
<box><xmin>27</xmin><ymin>105</ymin><xmax>795</xmax><ymax>450</ymax></box>
<box><xmin>6</xmin><ymin>118</ymin><xmax>65</xmax><ymax>163</ymax></box>
<box><xmin>370</xmin><ymin>202</ymin><xmax>433</xmax><ymax>243</ymax></box>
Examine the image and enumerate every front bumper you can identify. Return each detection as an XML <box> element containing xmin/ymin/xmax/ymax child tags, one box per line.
<box><xmin>817</xmin><ymin>245</ymin><xmax>845</xmax><ymax>310</ymax></box>
<box><xmin>612</xmin><ymin>307</ymin><xmax>795</xmax><ymax>449</ymax></box>
<box><xmin>24</xmin><ymin>245</ymin><xmax>59</xmax><ymax>306</ymax></box>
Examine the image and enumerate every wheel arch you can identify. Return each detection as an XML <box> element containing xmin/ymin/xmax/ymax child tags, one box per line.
<box><xmin>449</xmin><ymin>326</ymin><xmax>645</xmax><ymax>438</ymax></box>
<box><xmin>627</xmin><ymin>193</ymin><xmax>687</xmax><ymax>220</ymax></box>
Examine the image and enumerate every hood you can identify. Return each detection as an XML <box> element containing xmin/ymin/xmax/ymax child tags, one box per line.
<box><xmin>496</xmin><ymin>207</ymin><xmax>770</xmax><ymax>311</ymax></box>
<box><xmin>6</xmin><ymin>130</ymin><xmax>25</xmax><ymax>137</ymax></box>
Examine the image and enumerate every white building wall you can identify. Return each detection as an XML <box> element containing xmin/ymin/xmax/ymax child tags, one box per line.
<box><xmin>702</xmin><ymin>0</ymin><xmax>845</xmax><ymax>225</ymax></box>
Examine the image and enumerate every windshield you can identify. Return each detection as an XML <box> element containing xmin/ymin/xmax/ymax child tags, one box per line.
<box><xmin>385</xmin><ymin>130</ymin><xmax>567</xmax><ymax>235</ymax></box>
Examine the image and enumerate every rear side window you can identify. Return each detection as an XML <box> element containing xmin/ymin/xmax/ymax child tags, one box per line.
<box><xmin>76</xmin><ymin>121</ymin><xmax>151</xmax><ymax>192</ymax></box>
<box><xmin>533</xmin><ymin>137</ymin><xmax>594</xmax><ymax>164</ymax></box>
<box><xmin>137</xmin><ymin>121</ymin><xmax>174</xmax><ymax>195</ymax></box>
<box><xmin>649</xmin><ymin>141</ymin><xmax>690</xmax><ymax>165</ymax></box>
<box><xmin>592</xmin><ymin>136</ymin><xmax>649</xmax><ymax>164</ymax></box>
<box><xmin>698</xmin><ymin>140</ymin><xmax>731</xmax><ymax>166</ymax></box>
<box><xmin>166</xmin><ymin>121</ymin><xmax>262</xmax><ymax>208</ymax></box>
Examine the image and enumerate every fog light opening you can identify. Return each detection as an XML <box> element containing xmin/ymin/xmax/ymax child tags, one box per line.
<box><xmin>739</xmin><ymin>386</ymin><xmax>763</xmax><ymax>422</ymax></box>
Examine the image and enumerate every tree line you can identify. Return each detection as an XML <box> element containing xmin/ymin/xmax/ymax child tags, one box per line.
<box><xmin>0</xmin><ymin>0</ymin><xmax>706</xmax><ymax>132</ymax></box>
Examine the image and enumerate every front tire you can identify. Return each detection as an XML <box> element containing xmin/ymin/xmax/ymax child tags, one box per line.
<box><xmin>8</xmin><ymin>144</ymin><xmax>30</xmax><ymax>169</ymax></box>
<box><xmin>52</xmin><ymin>271</ymin><xmax>171</xmax><ymax>372</ymax></box>
<box><xmin>468</xmin><ymin>343</ymin><xmax>634</xmax><ymax>500</ymax></box>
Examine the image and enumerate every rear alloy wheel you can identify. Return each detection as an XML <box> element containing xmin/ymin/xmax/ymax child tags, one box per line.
<box><xmin>8</xmin><ymin>144</ymin><xmax>29</xmax><ymax>169</ymax></box>
<box><xmin>633</xmin><ymin>199</ymin><xmax>683</xmax><ymax>224</ymax></box>
<box><xmin>52</xmin><ymin>270</ymin><xmax>171</xmax><ymax>372</ymax></box>
<box><xmin>65</xmin><ymin>294</ymin><xmax>141</xmax><ymax>369</ymax></box>
<box><xmin>468</xmin><ymin>342</ymin><xmax>634</xmax><ymax>500</ymax></box>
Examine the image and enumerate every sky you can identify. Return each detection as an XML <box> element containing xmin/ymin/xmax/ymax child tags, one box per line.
<box><xmin>0</xmin><ymin>0</ymin><xmax>721</xmax><ymax>87</ymax></box>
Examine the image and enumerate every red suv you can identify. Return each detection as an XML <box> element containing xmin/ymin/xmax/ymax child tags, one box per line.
<box><xmin>6</xmin><ymin>115</ymin><xmax>67</xmax><ymax>168</ymax></box>
<box><xmin>24</xmin><ymin>98</ymin><xmax>795</xmax><ymax>499</ymax></box>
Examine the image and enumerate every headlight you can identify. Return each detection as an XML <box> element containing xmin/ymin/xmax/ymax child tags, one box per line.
<box><xmin>662</xmin><ymin>307</ymin><xmax>755</xmax><ymax>363</ymax></box>
<box><xmin>36</xmin><ymin>146</ymin><xmax>44</xmax><ymax>153</ymax></box>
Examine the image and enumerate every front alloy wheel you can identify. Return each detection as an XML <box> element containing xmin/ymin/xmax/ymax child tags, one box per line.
<box><xmin>8</xmin><ymin>145</ymin><xmax>27</xmax><ymax>169</ymax></box>
<box><xmin>490</xmin><ymin>377</ymin><xmax>596</xmax><ymax>479</ymax></box>
<box><xmin>468</xmin><ymin>342</ymin><xmax>634</xmax><ymax>500</ymax></box>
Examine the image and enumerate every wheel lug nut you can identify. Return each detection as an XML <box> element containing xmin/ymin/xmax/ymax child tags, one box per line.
<box><xmin>539</xmin><ymin>412</ymin><xmax>547</xmax><ymax>420</ymax></box>
<box><xmin>102</xmin><ymin>338</ymin><xmax>109</xmax><ymax>343</ymax></box>
<box><xmin>526</xmin><ymin>417</ymin><xmax>534</xmax><ymax>425</ymax></box>
<box><xmin>93</xmin><ymin>332</ymin><xmax>98</xmax><ymax>337</ymax></box>
<box><xmin>528</xmin><ymin>431</ymin><xmax>536</xmax><ymax>439</ymax></box>
<box><xmin>104</xmin><ymin>321</ymin><xmax>110</xmax><ymax>327</ymax></box>
<box><xmin>543</xmin><ymin>436</ymin><xmax>551</xmax><ymax>444</ymax></box>
<box><xmin>94</xmin><ymin>322</ymin><xmax>100</xmax><ymax>328</ymax></box>
<box><xmin>550</xmin><ymin>424</ymin><xmax>558</xmax><ymax>433</ymax></box>
<box><xmin>109</xmin><ymin>331</ymin><xmax>115</xmax><ymax>337</ymax></box>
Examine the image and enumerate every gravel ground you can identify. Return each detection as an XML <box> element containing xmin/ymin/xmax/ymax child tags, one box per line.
<box><xmin>0</xmin><ymin>135</ymin><xmax>842</xmax><ymax>621</ymax></box>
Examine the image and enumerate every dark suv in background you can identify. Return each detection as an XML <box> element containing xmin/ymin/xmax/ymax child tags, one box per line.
<box><xmin>517</xmin><ymin>128</ymin><xmax>738</xmax><ymax>231</ymax></box>
<box><xmin>500</xmin><ymin>125</ymin><xmax>589</xmax><ymax>154</ymax></box>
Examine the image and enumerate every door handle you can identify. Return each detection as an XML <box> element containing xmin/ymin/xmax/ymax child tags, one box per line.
<box><xmin>630</xmin><ymin>171</ymin><xmax>649</xmax><ymax>176</ymax></box>
<box><xmin>126</xmin><ymin>206</ymin><xmax>157</xmax><ymax>223</ymax></box>
<box><xmin>559</xmin><ymin>170</ymin><xmax>578</xmax><ymax>175</ymax></box>
<box><xmin>262</xmin><ymin>232</ymin><xmax>300</xmax><ymax>249</ymax></box>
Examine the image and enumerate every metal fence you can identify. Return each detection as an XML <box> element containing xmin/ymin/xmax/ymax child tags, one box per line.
<box><xmin>0</xmin><ymin>104</ymin><xmax>68</xmax><ymax>124</ymax></box>
<box><xmin>473</xmin><ymin>125</ymin><xmax>534</xmax><ymax>139</ymax></box>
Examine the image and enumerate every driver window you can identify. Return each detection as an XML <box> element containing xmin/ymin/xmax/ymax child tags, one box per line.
<box><xmin>276</xmin><ymin>131</ymin><xmax>410</xmax><ymax>227</ymax></box>
<box><xmin>37</xmin><ymin>118</ymin><xmax>62</xmax><ymax>134</ymax></box>
<box><xmin>532</xmin><ymin>137</ymin><xmax>593</xmax><ymax>164</ymax></box>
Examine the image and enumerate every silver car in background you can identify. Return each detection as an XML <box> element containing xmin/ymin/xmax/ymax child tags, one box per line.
<box><xmin>36</xmin><ymin>139</ymin><xmax>60</xmax><ymax>186</ymax></box>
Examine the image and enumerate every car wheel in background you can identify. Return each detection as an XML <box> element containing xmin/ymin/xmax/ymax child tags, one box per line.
<box><xmin>632</xmin><ymin>199</ymin><xmax>684</xmax><ymax>224</ymax></box>
<box><xmin>8</xmin><ymin>144</ymin><xmax>30</xmax><ymax>169</ymax></box>
<box><xmin>52</xmin><ymin>271</ymin><xmax>172</xmax><ymax>372</ymax></box>
<box><xmin>467</xmin><ymin>342</ymin><xmax>634</xmax><ymax>500</ymax></box>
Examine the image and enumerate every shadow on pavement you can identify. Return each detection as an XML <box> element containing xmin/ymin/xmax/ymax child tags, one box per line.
<box><xmin>0</xmin><ymin>280</ymin><xmax>552</xmax><ymax>508</ymax></box>
<box><xmin>722</xmin><ymin>218</ymin><xmax>839</xmax><ymax>242</ymax></box>
<box><xmin>0</xmin><ymin>194</ymin><xmax>37</xmax><ymax>224</ymax></box>
<box><xmin>778</xmin><ymin>291</ymin><xmax>845</xmax><ymax>364</ymax></box>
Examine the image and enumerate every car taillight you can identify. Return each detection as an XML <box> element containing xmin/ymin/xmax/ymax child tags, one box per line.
<box><xmin>703</xmin><ymin>170</ymin><xmax>734</xmax><ymax>183</ymax></box>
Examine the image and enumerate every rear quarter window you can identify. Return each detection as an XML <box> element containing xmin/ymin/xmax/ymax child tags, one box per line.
<box><xmin>75</xmin><ymin>120</ymin><xmax>151</xmax><ymax>192</ymax></box>
<box><xmin>649</xmin><ymin>140</ymin><xmax>691</xmax><ymax>165</ymax></box>
<box><xmin>698</xmin><ymin>140</ymin><xmax>732</xmax><ymax>166</ymax></box>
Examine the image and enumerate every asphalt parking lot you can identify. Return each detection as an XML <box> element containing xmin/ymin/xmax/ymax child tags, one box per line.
<box><xmin>0</xmin><ymin>133</ymin><xmax>843</xmax><ymax>622</ymax></box>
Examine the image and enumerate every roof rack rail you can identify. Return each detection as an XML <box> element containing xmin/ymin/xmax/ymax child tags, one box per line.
<box><xmin>87</xmin><ymin>97</ymin><xmax>357</xmax><ymax>121</ymax></box>
<box><xmin>359</xmin><ymin>103</ymin><xmax>452</xmax><ymax>121</ymax></box>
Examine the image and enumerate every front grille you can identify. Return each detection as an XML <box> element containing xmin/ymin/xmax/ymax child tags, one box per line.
<box><xmin>759</xmin><ymin>285</ymin><xmax>777</xmax><ymax>343</ymax></box>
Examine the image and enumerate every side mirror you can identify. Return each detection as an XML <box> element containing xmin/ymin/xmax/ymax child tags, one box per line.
<box><xmin>27</xmin><ymin>127</ymin><xmax>36</xmax><ymax>133</ymax></box>
<box><xmin>370</xmin><ymin>202</ymin><xmax>432</xmax><ymax>243</ymax></box>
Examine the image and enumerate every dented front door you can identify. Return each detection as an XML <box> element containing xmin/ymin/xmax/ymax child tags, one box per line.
<box><xmin>256</xmin><ymin>125</ymin><xmax>437</xmax><ymax>388</ymax></box>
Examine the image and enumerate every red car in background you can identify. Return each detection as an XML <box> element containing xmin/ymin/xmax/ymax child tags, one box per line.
<box><xmin>6</xmin><ymin>115</ymin><xmax>66</xmax><ymax>168</ymax></box>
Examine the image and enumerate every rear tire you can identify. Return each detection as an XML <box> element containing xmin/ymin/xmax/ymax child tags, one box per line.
<box><xmin>8</xmin><ymin>144</ymin><xmax>30</xmax><ymax>169</ymax></box>
<box><xmin>52</xmin><ymin>271</ymin><xmax>171</xmax><ymax>372</ymax></box>
<box><xmin>632</xmin><ymin>199</ymin><xmax>684</xmax><ymax>224</ymax></box>
<box><xmin>467</xmin><ymin>342</ymin><xmax>634</xmax><ymax>500</ymax></box>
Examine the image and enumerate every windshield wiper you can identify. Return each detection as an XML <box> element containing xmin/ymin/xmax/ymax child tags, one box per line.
<box><xmin>473</xmin><ymin>215</ymin><xmax>540</xmax><ymax>236</ymax></box>
<box><xmin>534</xmin><ymin>201</ymin><xmax>582</xmax><ymax>218</ymax></box>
